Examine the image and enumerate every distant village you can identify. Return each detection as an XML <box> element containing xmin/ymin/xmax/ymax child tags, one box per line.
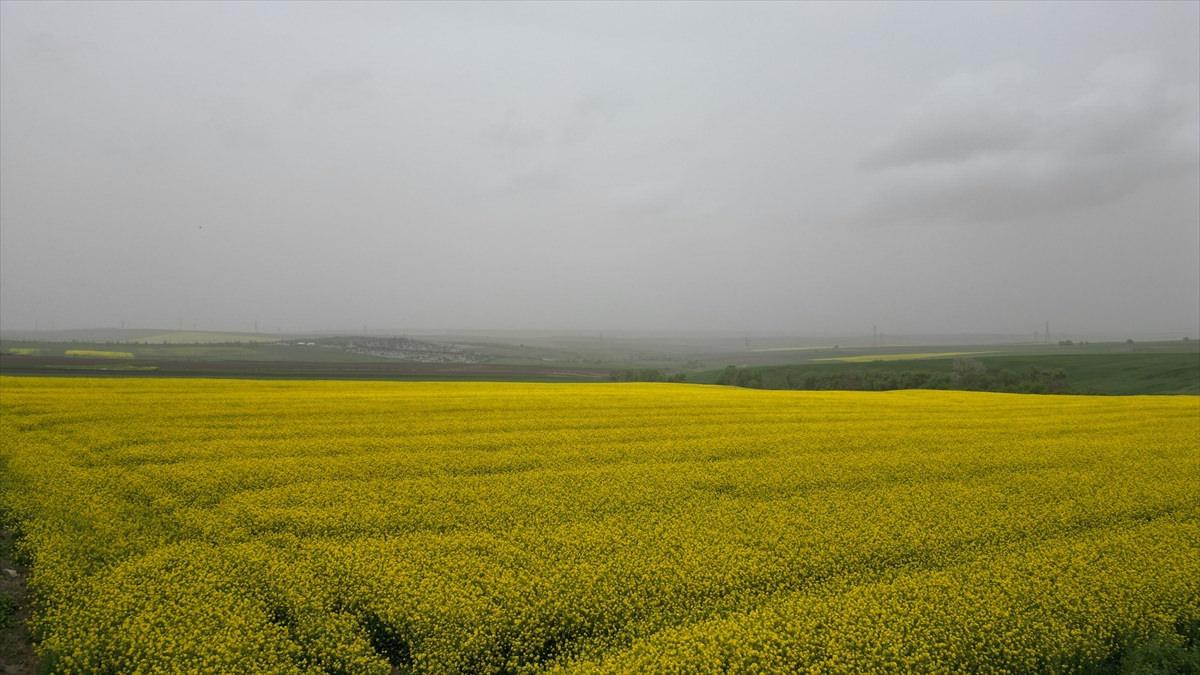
<box><xmin>287</xmin><ymin>336</ymin><xmax>482</xmax><ymax>363</ymax></box>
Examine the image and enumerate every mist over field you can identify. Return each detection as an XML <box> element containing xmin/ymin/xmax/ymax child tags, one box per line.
<box><xmin>1</xmin><ymin>1</ymin><xmax>1197</xmax><ymax>336</ymax></box>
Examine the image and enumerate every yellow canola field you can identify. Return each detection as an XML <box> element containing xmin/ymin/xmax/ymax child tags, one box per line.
<box><xmin>0</xmin><ymin>376</ymin><xmax>1197</xmax><ymax>674</ymax></box>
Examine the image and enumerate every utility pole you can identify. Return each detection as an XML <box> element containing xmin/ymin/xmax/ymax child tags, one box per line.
<box><xmin>873</xmin><ymin>325</ymin><xmax>878</xmax><ymax>348</ymax></box>
<box><xmin>1045</xmin><ymin>321</ymin><xmax>1050</xmax><ymax>344</ymax></box>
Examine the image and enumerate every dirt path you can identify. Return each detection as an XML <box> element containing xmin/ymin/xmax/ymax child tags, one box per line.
<box><xmin>0</xmin><ymin>529</ymin><xmax>35</xmax><ymax>675</ymax></box>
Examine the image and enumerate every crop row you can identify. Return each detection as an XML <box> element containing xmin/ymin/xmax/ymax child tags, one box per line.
<box><xmin>1</xmin><ymin>377</ymin><xmax>1197</xmax><ymax>673</ymax></box>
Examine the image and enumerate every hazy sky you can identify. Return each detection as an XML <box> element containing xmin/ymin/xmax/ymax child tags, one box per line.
<box><xmin>2</xmin><ymin>1</ymin><xmax>1197</xmax><ymax>336</ymax></box>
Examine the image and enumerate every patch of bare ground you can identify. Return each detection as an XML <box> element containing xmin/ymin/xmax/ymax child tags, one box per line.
<box><xmin>0</xmin><ymin>529</ymin><xmax>35</xmax><ymax>675</ymax></box>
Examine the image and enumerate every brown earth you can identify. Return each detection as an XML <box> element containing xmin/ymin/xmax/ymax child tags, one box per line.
<box><xmin>0</xmin><ymin>354</ymin><xmax>613</xmax><ymax>382</ymax></box>
<box><xmin>0</xmin><ymin>530</ymin><xmax>35</xmax><ymax>675</ymax></box>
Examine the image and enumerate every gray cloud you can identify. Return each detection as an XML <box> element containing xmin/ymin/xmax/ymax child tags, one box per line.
<box><xmin>859</xmin><ymin>55</ymin><xmax>1199</xmax><ymax>225</ymax></box>
<box><xmin>861</xmin><ymin>65</ymin><xmax>1037</xmax><ymax>170</ymax></box>
<box><xmin>1</xmin><ymin>1</ymin><xmax>1196</xmax><ymax>337</ymax></box>
<box><xmin>293</xmin><ymin>68</ymin><xmax>375</xmax><ymax>112</ymax></box>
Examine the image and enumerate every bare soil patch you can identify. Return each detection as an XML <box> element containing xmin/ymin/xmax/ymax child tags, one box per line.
<box><xmin>0</xmin><ymin>530</ymin><xmax>35</xmax><ymax>675</ymax></box>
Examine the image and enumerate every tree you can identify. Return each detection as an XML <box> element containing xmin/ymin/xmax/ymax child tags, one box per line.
<box><xmin>951</xmin><ymin>358</ymin><xmax>988</xmax><ymax>389</ymax></box>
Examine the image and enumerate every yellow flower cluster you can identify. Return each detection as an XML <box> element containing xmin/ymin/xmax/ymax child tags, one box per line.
<box><xmin>0</xmin><ymin>376</ymin><xmax>1196</xmax><ymax>673</ymax></box>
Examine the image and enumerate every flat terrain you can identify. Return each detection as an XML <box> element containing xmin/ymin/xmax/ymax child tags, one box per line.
<box><xmin>693</xmin><ymin>345</ymin><xmax>1200</xmax><ymax>395</ymax></box>
<box><xmin>0</xmin><ymin>354</ymin><xmax>613</xmax><ymax>382</ymax></box>
<box><xmin>3</xmin><ymin>336</ymin><xmax>1197</xmax><ymax>393</ymax></box>
<box><xmin>1</xmin><ymin>377</ymin><xmax>1197</xmax><ymax>673</ymax></box>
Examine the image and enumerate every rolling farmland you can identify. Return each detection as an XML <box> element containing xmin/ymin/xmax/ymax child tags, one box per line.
<box><xmin>1</xmin><ymin>376</ymin><xmax>1198</xmax><ymax>673</ymax></box>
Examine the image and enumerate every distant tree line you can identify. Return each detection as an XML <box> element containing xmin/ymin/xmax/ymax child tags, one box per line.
<box><xmin>609</xmin><ymin>369</ymin><xmax>687</xmax><ymax>383</ymax></box>
<box><xmin>715</xmin><ymin>366</ymin><xmax>763</xmax><ymax>388</ymax></box>
<box><xmin>718</xmin><ymin>358</ymin><xmax>1069</xmax><ymax>394</ymax></box>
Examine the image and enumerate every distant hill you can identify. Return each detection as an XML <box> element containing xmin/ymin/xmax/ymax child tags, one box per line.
<box><xmin>691</xmin><ymin>344</ymin><xmax>1200</xmax><ymax>395</ymax></box>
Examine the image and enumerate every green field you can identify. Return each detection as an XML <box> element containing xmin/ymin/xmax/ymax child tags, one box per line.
<box><xmin>812</xmin><ymin>351</ymin><xmax>997</xmax><ymax>362</ymax></box>
<box><xmin>692</xmin><ymin>343</ymin><xmax>1200</xmax><ymax>395</ymax></box>
<box><xmin>1</xmin><ymin>340</ymin><xmax>378</xmax><ymax>363</ymax></box>
<box><xmin>3</xmin><ymin>336</ymin><xmax>1198</xmax><ymax>394</ymax></box>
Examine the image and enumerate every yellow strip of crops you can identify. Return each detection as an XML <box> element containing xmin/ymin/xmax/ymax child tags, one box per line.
<box><xmin>813</xmin><ymin>350</ymin><xmax>995</xmax><ymax>362</ymax></box>
<box><xmin>1</xmin><ymin>376</ymin><xmax>1197</xmax><ymax>673</ymax></box>
<box><xmin>62</xmin><ymin>349</ymin><xmax>135</xmax><ymax>359</ymax></box>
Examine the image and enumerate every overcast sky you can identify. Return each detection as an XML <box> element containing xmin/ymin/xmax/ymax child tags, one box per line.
<box><xmin>2</xmin><ymin>1</ymin><xmax>1197</xmax><ymax>336</ymax></box>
